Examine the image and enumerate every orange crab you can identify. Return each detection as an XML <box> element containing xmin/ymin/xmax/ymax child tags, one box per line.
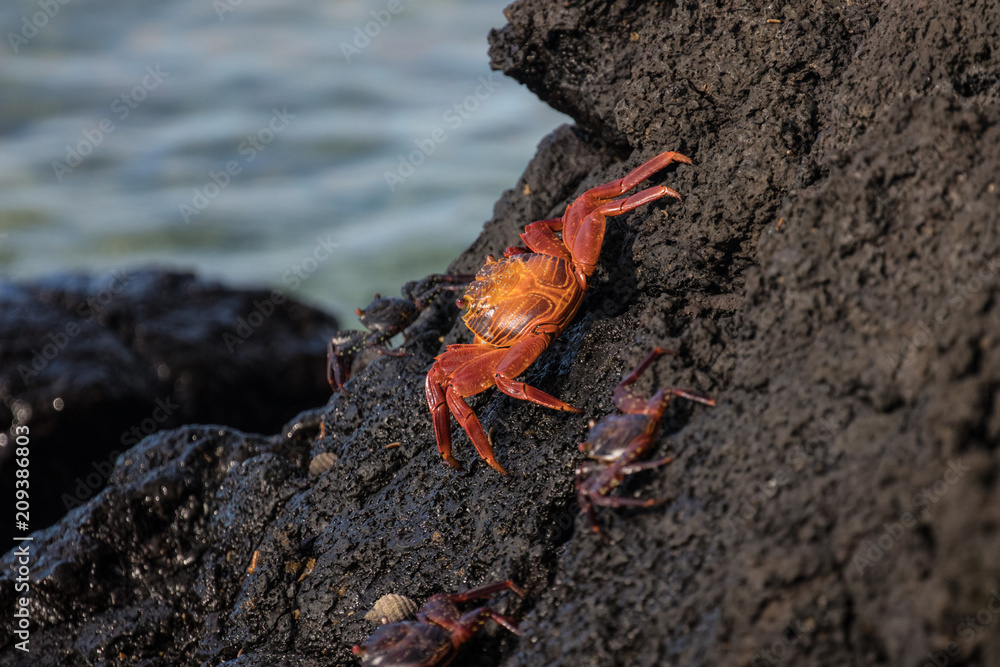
<box><xmin>424</xmin><ymin>150</ymin><xmax>692</xmax><ymax>474</ymax></box>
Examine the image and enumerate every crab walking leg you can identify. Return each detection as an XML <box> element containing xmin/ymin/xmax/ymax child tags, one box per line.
<box><xmin>418</xmin><ymin>584</ymin><xmax>523</xmax><ymax>643</ymax></box>
<box><xmin>424</xmin><ymin>375</ymin><xmax>461</xmax><ymax>469</ymax></box>
<box><xmin>648</xmin><ymin>386</ymin><xmax>716</xmax><ymax>409</ymax></box>
<box><xmin>566</xmin><ymin>185</ymin><xmax>686</xmax><ymax>278</ymax></box>
<box><xmin>426</xmin><ymin>580</ymin><xmax>524</xmax><ymax>642</ymax></box>
<box><xmin>367</xmin><ymin>344</ymin><xmax>410</xmax><ymax>357</ymax></box>
<box><xmin>327</xmin><ymin>338</ymin><xmax>349</xmax><ymax>391</ymax></box>
<box><xmin>579</xmin><ymin>497</ymin><xmax>599</xmax><ymax>533</ymax></box>
<box><xmin>444</xmin><ymin>580</ymin><xmax>526</xmax><ymax>604</ymax></box>
<box><xmin>408</xmin><ymin>273</ymin><xmax>477</xmax><ymax>309</ymax></box>
<box><xmin>613</xmin><ymin>348</ymin><xmax>717</xmax><ymax>413</ymax></box>
<box><xmin>585</xmin><ymin>151</ymin><xmax>691</xmax><ymax>201</ymax></box>
<box><xmin>586</xmin><ymin>493</ymin><xmax>663</xmax><ymax>508</ymax></box>
<box><xmin>561</xmin><ymin>150</ymin><xmax>691</xmax><ymax>275</ymax></box>
<box><xmin>619</xmin><ymin>348</ymin><xmax>676</xmax><ymax>384</ymax></box>
<box><xmin>493</xmin><ymin>326</ymin><xmax>582</xmax><ymax>413</ymax></box>
<box><xmin>425</xmin><ymin>344</ymin><xmax>493</xmax><ymax>469</ymax></box>
<box><xmin>449</xmin><ymin>608</ymin><xmax>521</xmax><ymax>645</ymax></box>
<box><xmin>445</xmin><ymin>386</ymin><xmax>507</xmax><ymax>475</ymax></box>
<box><xmin>616</xmin><ymin>455</ymin><xmax>674</xmax><ymax>475</ymax></box>
<box><xmin>426</xmin><ymin>345</ymin><xmax>510</xmax><ymax>474</ymax></box>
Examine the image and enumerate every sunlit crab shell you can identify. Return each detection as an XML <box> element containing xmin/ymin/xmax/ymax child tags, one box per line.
<box><xmin>308</xmin><ymin>452</ymin><xmax>338</xmax><ymax>477</ymax></box>
<box><xmin>365</xmin><ymin>593</ymin><xmax>419</xmax><ymax>624</ymax></box>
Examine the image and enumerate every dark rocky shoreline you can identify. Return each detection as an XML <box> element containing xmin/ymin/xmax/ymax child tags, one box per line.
<box><xmin>2</xmin><ymin>1</ymin><xmax>999</xmax><ymax>665</ymax></box>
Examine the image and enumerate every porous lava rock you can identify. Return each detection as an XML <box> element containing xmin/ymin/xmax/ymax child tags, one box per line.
<box><xmin>0</xmin><ymin>269</ymin><xmax>337</xmax><ymax>546</ymax></box>
<box><xmin>2</xmin><ymin>1</ymin><xmax>999</xmax><ymax>665</ymax></box>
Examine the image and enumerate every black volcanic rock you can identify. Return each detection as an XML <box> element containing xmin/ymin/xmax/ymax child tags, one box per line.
<box><xmin>0</xmin><ymin>269</ymin><xmax>338</xmax><ymax>545</ymax></box>
<box><xmin>2</xmin><ymin>1</ymin><xmax>1000</xmax><ymax>666</ymax></box>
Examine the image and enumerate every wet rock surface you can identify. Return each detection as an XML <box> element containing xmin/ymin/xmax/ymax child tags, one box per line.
<box><xmin>3</xmin><ymin>1</ymin><xmax>1000</xmax><ymax>665</ymax></box>
<box><xmin>0</xmin><ymin>269</ymin><xmax>337</xmax><ymax>545</ymax></box>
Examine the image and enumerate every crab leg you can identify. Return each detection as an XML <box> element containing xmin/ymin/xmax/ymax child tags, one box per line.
<box><xmin>618</xmin><ymin>348</ymin><xmax>677</xmax><ymax>382</ymax></box>
<box><xmin>566</xmin><ymin>185</ymin><xmax>685</xmax><ymax>278</ymax></box>
<box><xmin>613</xmin><ymin>348</ymin><xmax>716</xmax><ymax>413</ymax></box>
<box><xmin>493</xmin><ymin>327</ymin><xmax>581</xmax><ymax>413</ymax></box>
<box><xmin>585</xmin><ymin>493</ymin><xmax>663</xmax><ymax>508</ymax></box>
<box><xmin>450</xmin><ymin>608</ymin><xmax>521</xmax><ymax>644</ymax></box>
<box><xmin>426</xmin><ymin>580</ymin><xmax>524</xmax><ymax>642</ymax></box>
<box><xmin>426</xmin><ymin>345</ymin><xmax>510</xmax><ymax>474</ymax></box>
<box><xmin>616</xmin><ymin>455</ymin><xmax>674</xmax><ymax>475</ymax></box>
<box><xmin>648</xmin><ymin>386</ymin><xmax>716</xmax><ymax>410</ymax></box>
<box><xmin>562</xmin><ymin>150</ymin><xmax>691</xmax><ymax>277</ymax></box>
<box><xmin>444</xmin><ymin>580</ymin><xmax>525</xmax><ymax>603</ymax></box>
<box><xmin>445</xmin><ymin>386</ymin><xmax>506</xmax><ymax>475</ymax></box>
<box><xmin>424</xmin><ymin>375</ymin><xmax>461</xmax><ymax>469</ymax></box>
<box><xmin>585</xmin><ymin>151</ymin><xmax>691</xmax><ymax>200</ymax></box>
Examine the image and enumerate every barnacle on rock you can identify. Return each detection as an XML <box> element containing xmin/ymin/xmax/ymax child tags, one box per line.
<box><xmin>365</xmin><ymin>593</ymin><xmax>419</xmax><ymax>624</ymax></box>
<box><xmin>308</xmin><ymin>451</ymin><xmax>338</xmax><ymax>476</ymax></box>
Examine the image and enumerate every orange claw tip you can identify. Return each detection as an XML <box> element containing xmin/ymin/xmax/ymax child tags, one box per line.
<box><xmin>351</xmin><ymin>645</ymin><xmax>364</xmax><ymax>655</ymax></box>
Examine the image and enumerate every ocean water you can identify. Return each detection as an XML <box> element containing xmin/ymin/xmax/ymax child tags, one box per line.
<box><xmin>0</xmin><ymin>0</ymin><xmax>569</xmax><ymax>320</ymax></box>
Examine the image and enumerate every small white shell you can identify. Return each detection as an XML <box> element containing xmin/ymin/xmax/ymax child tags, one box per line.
<box><xmin>365</xmin><ymin>593</ymin><xmax>419</xmax><ymax>624</ymax></box>
<box><xmin>308</xmin><ymin>452</ymin><xmax>338</xmax><ymax>477</ymax></box>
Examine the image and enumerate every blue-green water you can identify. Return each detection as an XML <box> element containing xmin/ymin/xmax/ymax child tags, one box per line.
<box><xmin>0</xmin><ymin>0</ymin><xmax>569</xmax><ymax>320</ymax></box>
